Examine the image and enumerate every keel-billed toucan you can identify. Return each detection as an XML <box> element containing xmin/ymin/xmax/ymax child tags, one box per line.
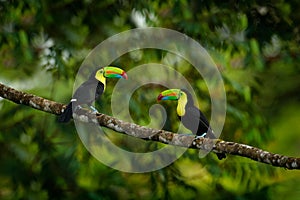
<box><xmin>58</xmin><ymin>66</ymin><xmax>128</xmax><ymax>122</ymax></box>
<box><xmin>157</xmin><ymin>89</ymin><xmax>226</xmax><ymax>159</ymax></box>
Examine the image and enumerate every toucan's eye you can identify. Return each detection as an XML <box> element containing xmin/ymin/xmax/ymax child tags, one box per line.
<box><xmin>179</xmin><ymin>91</ymin><xmax>183</xmax><ymax>98</ymax></box>
<box><xmin>99</xmin><ymin>69</ymin><xmax>104</xmax><ymax>73</ymax></box>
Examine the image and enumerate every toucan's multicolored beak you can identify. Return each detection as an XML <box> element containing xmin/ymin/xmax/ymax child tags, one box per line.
<box><xmin>157</xmin><ymin>89</ymin><xmax>181</xmax><ymax>101</ymax></box>
<box><xmin>103</xmin><ymin>66</ymin><xmax>128</xmax><ymax>79</ymax></box>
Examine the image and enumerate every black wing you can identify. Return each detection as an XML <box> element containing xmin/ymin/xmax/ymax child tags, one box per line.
<box><xmin>181</xmin><ymin>105</ymin><xmax>215</xmax><ymax>138</ymax></box>
<box><xmin>184</xmin><ymin>105</ymin><xmax>226</xmax><ymax>159</ymax></box>
<box><xmin>72</xmin><ymin>80</ymin><xmax>104</xmax><ymax>105</ymax></box>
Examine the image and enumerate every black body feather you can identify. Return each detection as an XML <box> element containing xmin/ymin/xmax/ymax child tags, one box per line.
<box><xmin>180</xmin><ymin>89</ymin><xmax>226</xmax><ymax>160</ymax></box>
<box><xmin>58</xmin><ymin>71</ymin><xmax>104</xmax><ymax>123</ymax></box>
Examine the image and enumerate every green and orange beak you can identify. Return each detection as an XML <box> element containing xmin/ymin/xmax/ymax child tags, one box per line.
<box><xmin>157</xmin><ymin>89</ymin><xmax>181</xmax><ymax>101</ymax></box>
<box><xmin>103</xmin><ymin>66</ymin><xmax>128</xmax><ymax>79</ymax></box>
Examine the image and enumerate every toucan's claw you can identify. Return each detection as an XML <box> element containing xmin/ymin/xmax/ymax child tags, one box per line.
<box><xmin>195</xmin><ymin>133</ymin><xmax>207</xmax><ymax>139</ymax></box>
<box><xmin>89</xmin><ymin>106</ymin><xmax>99</xmax><ymax>114</ymax></box>
<box><xmin>73</xmin><ymin>105</ymin><xmax>83</xmax><ymax>112</ymax></box>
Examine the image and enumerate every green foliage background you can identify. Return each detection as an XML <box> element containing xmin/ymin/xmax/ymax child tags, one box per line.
<box><xmin>1</xmin><ymin>0</ymin><xmax>300</xmax><ymax>199</ymax></box>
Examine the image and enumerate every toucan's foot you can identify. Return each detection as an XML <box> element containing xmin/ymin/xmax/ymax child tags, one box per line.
<box><xmin>74</xmin><ymin>105</ymin><xmax>83</xmax><ymax>112</ymax></box>
<box><xmin>89</xmin><ymin>106</ymin><xmax>99</xmax><ymax>114</ymax></box>
<box><xmin>195</xmin><ymin>132</ymin><xmax>207</xmax><ymax>139</ymax></box>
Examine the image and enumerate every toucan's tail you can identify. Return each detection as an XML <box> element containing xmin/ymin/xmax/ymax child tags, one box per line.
<box><xmin>58</xmin><ymin>102</ymin><xmax>73</xmax><ymax>123</ymax></box>
<box><xmin>216</xmin><ymin>153</ymin><xmax>226</xmax><ymax>160</ymax></box>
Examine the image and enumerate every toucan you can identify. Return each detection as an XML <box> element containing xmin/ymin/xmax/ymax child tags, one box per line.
<box><xmin>157</xmin><ymin>89</ymin><xmax>226</xmax><ymax>160</ymax></box>
<box><xmin>58</xmin><ymin>66</ymin><xmax>128</xmax><ymax>122</ymax></box>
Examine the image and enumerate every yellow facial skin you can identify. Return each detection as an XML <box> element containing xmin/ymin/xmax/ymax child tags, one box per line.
<box><xmin>95</xmin><ymin>69</ymin><xmax>106</xmax><ymax>89</ymax></box>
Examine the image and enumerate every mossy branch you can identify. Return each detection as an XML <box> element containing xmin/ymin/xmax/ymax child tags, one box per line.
<box><xmin>1</xmin><ymin>82</ymin><xmax>299</xmax><ymax>170</ymax></box>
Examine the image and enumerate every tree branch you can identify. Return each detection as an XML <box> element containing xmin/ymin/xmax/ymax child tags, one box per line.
<box><xmin>1</xmin><ymin>82</ymin><xmax>299</xmax><ymax>170</ymax></box>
